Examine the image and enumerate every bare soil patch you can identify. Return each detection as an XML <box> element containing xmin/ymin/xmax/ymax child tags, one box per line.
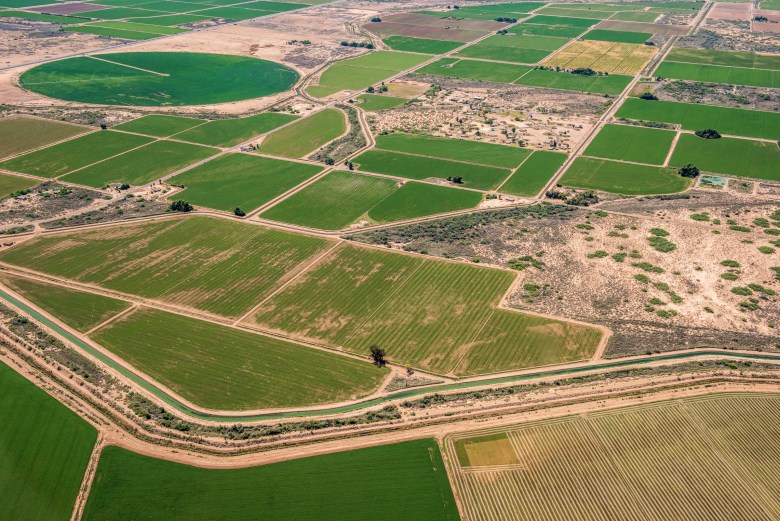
<box><xmin>707</xmin><ymin>3</ymin><xmax>751</xmax><ymax>22</ymax></box>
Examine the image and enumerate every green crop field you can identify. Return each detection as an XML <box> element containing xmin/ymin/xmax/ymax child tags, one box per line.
<box><xmin>20</xmin><ymin>52</ymin><xmax>299</xmax><ymax>106</ymax></box>
<box><xmin>0</xmin><ymin>116</ymin><xmax>88</xmax><ymax>158</ymax></box>
<box><xmin>417</xmin><ymin>58</ymin><xmax>532</xmax><ymax>83</ymax></box>
<box><xmin>524</xmin><ymin>14</ymin><xmax>600</xmax><ymax>27</ymax></box>
<box><xmin>91</xmin><ymin>307</ymin><xmax>386</xmax><ymax>410</ymax></box>
<box><xmin>374</xmin><ymin>133</ymin><xmax>531</xmax><ymax>169</ymax></box>
<box><xmin>83</xmin><ymin>21</ymin><xmax>186</xmax><ymax>35</ymax></box>
<box><xmin>261</xmin><ymin>170</ymin><xmax>398</xmax><ymax>230</ymax></box>
<box><xmin>509</xmin><ymin>22</ymin><xmax>585</xmax><ymax>38</ymax></box>
<box><xmin>655</xmin><ymin>61</ymin><xmax>780</xmax><ymax>88</ymax></box>
<box><xmin>250</xmin><ymin>243</ymin><xmax>602</xmax><ymax>375</ymax></box>
<box><xmin>584</xmin><ymin>124</ymin><xmax>676</xmax><ymax>165</ymax></box>
<box><xmin>0</xmin><ymin>216</ymin><xmax>332</xmax><ymax>317</ymax></box>
<box><xmin>0</xmin><ymin>274</ymin><xmax>130</xmax><ymax>332</ymax></box>
<box><xmin>611</xmin><ymin>10</ymin><xmax>659</xmax><ymax>21</ymax></box>
<box><xmin>112</xmin><ymin>114</ymin><xmax>205</xmax><ymax>137</ymax></box>
<box><xmin>0</xmin><ymin>172</ymin><xmax>41</xmax><ymax>195</ymax></box>
<box><xmin>561</xmin><ymin>157</ymin><xmax>690</xmax><ymax>195</ymax></box>
<box><xmin>663</xmin><ymin>48</ymin><xmax>780</xmax><ymax>69</ymax></box>
<box><xmin>357</xmin><ymin>94</ymin><xmax>408</xmax><ymax>111</ymax></box>
<box><xmin>583</xmin><ymin>28</ymin><xmax>651</xmax><ymax>43</ymax></box>
<box><xmin>456</xmin><ymin>34</ymin><xmax>569</xmax><ymax>64</ymax></box>
<box><xmin>308</xmin><ymin>51</ymin><xmax>428</xmax><ymax>97</ymax></box>
<box><xmin>500</xmin><ymin>151</ymin><xmax>566</xmax><ymax>196</ymax></box>
<box><xmin>616</xmin><ymin>98</ymin><xmax>780</xmax><ymax>140</ymax></box>
<box><xmin>367</xmin><ymin>181</ymin><xmax>482</xmax><ymax>223</ymax></box>
<box><xmin>383</xmin><ymin>35</ymin><xmax>462</xmax><ymax>54</ymax></box>
<box><xmin>132</xmin><ymin>13</ymin><xmax>210</xmax><ymax>25</ymax></box>
<box><xmin>536</xmin><ymin>6</ymin><xmax>612</xmax><ymax>18</ymax></box>
<box><xmin>63</xmin><ymin>25</ymin><xmax>167</xmax><ymax>40</ymax></box>
<box><xmin>61</xmin><ymin>139</ymin><xmax>217</xmax><ymax>187</ymax></box>
<box><xmin>83</xmin><ymin>439</ymin><xmax>459</xmax><ymax>520</ymax></box>
<box><xmin>353</xmin><ymin>150</ymin><xmax>512</xmax><ymax>191</ymax></box>
<box><xmin>0</xmin><ymin>361</ymin><xmax>97</xmax><ymax>521</ymax></box>
<box><xmin>258</xmin><ymin>108</ymin><xmax>345</xmax><ymax>158</ymax></box>
<box><xmin>169</xmin><ymin>153</ymin><xmax>322</xmax><ymax>212</ymax></box>
<box><xmin>447</xmin><ymin>393</ymin><xmax>780</xmax><ymax>521</ymax></box>
<box><xmin>514</xmin><ymin>68</ymin><xmax>632</xmax><ymax>94</ymax></box>
<box><xmin>0</xmin><ymin>131</ymin><xmax>152</xmax><ymax>178</ymax></box>
<box><xmin>175</xmin><ymin>112</ymin><xmax>297</xmax><ymax>147</ymax></box>
<box><xmin>669</xmin><ymin>134</ymin><xmax>780</xmax><ymax>181</ymax></box>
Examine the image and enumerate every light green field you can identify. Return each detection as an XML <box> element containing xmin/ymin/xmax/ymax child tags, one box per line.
<box><xmin>0</xmin><ymin>109</ymin><xmax>87</xmax><ymax>158</ymax></box>
<box><xmin>448</xmin><ymin>394</ymin><xmax>780</xmax><ymax>521</ymax></box>
<box><xmin>561</xmin><ymin>157</ymin><xmax>690</xmax><ymax>195</ymax></box>
<box><xmin>663</xmin><ymin>48</ymin><xmax>780</xmax><ymax>69</ymax></box>
<box><xmin>131</xmin><ymin>13</ymin><xmax>210</xmax><ymax>25</ymax></box>
<box><xmin>383</xmin><ymin>35</ymin><xmax>462</xmax><ymax>54</ymax></box>
<box><xmin>524</xmin><ymin>14</ymin><xmax>600</xmax><ymax>27</ymax></box>
<box><xmin>354</xmin><ymin>149</ymin><xmax>512</xmax><ymax>191</ymax></box>
<box><xmin>367</xmin><ymin>181</ymin><xmax>482</xmax><ymax>223</ymax></box>
<box><xmin>63</xmin><ymin>25</ymin><xmax>165</xmax><ymax>40</ymax></box>
<box><xmin>761</xmin><ymin>0</ymin><xmax>780</xmax><ymax>9</ymax></box>
<box><xmin>0</xmin><ymin>131</ymin><xmax>152</xmax><ymax>178</ymax></box>
<box><xmin>456</xmin><ymin>34</ymin><xmax>569</xmax><ymax>64</ymax></box>
<box><xmin>669</xmin><ymin>134</ymin><xmax>780</xmax><ymax>181</ymax></box>
<box><xmin>617</xmin><ymin>98</ymin><xmax>780</xmax><ymax>140</ymax></box>
<box><xmin>83</xmin><ymin>440</ymin><xmax>460</xmax><ymax>521</ymax></box>
<box><xmin>261</xmin><ymin>170</ymin><xmax>398</xmax><ymax>230</ymax></box>
<box><xmin>250</xmin><ymin>243</ymin><xmax>602</xmax><ymax>375</ymax></box>
<box><xmin>655</xmin><ymin>61</ymin><xmax>780</xmax><ymax>88</ymax></box>
<box><xmin>416</xmin><ymin>58</ymin><xmax>532</xmax><ymax>83</ymax></box>
<box><xmin>584</xmin><ymin>124</ymin><xmax>676</xmax><ymax>165</ymax></box>
<box><xmin>258</xmin><ymin>108</ymin><xmax>345</xmax><ymax>158</ymax></box>
<box><xmin>112</xmin><ymin>114</ymin><xmax>205</xmax><ymax>137</ymax></box>
<box><xmin>0</xmin><ymin>172</ymin><xmax>41</xmax><ymax>196</ymax></box>
<box><xmin>357</xmin><ymin>94</ymin><xmax>408</xmax><ymax>111</ymax></box>
<box><xmin>610</xmin><ymin>10</ymin><xmax>659</xmax><ymax>21</ymax></box>
<box><xmin>536</xmin><ymin>6</ymin><xmax>612</xmax><ymax>18</ymax></box>
<box><xmin>0</xmin><ymin>361</ymin><xmax>97</xmax><ymax>521</ymax></box>
<box><xmin>374</xmin><ymin>133</ymin><xmax>531</xmax><ymax>169</ymax></box>
<box><xmin>583</xmin><ymin>28</ymin><xmax>651</xmax><ymax>43</ymax></box>
<box><xmin>309</xmin><ymin>51</ymin><xmax>428</xmax><ymax>97</ymax></box>
<box><xmin>509</xmin><ymin>22</ymin><xmax>585</xmax><ymax>38</ymax></box>
<box><xmin>0</xmin><ymin>274</ymin><xmax>130</xmax><ymax>332</ymax></box>
<box><xmin>85</xmin><ymin>7</ymin><xmax>167</xmax><ymax>19</ymax></box>
<box><xmin>500</xmin><ymin>151</ymin><xmax>566</xmax><ymax>196</ymax></box>
<box><xmin>175</xmin><ymin>112</ymin><xmax>297</xmax><ymax>147</ymax></box>
<box><xmin>91</xmin><ymin>307</ymin><xmax>386</xmax><ymax>410</ymax></box>
<box><xmin>514</xmin><ymin>68</ymin><xmax>632</xmax><ymax>94</ymax></box>
<box><xmin>60</xmin><ymin>139</ymin><xmax>217</xmax><ymax>187</ymax></box>
<box><xmin>0</xmin><ymin>216</ymin><xmax>332</xmax><ymax>317</ymax></box>
<box><xmin>169</xmin><ymin>153</ymin><xmax>322</xmax><ymax>212</ymax></box>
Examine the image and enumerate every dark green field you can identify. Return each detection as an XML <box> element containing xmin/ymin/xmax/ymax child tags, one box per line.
<box><xmin>0</xmin><ymin>361</ymin><xmax>97</xmax><ymax>521</ymax></box>
<box><xmin>383</xmin><ymin>35</ymin><xmax>462</xmax><ymax>54</ymax></box>
<box><xmin>20</xmin><ymin>52</ymin><xmax>299</xmax><ymax>106</ymax></box>
<box><xmin>258</xmin><ymin>108</ymin><xmax>345</xmax><ymax>158</ymax></box>
<box><xmin>509</xmin><ymin>22</ymin><xmax>585</xmax><ymax>38</ymax></box>
<box><xmin>583</xmin><ymin>29</ymin><xmax>651</xmax><ymax>43</ymax></box>
<box><xmin>83</xmin><ymin>440</ymin><xmax>460</xmax><ymax>521</ymax></box>
<box><xmin>500</xmin><ymin>151</ymin><xmax>566</xmax><ymax>196</ymax></box>
<box><xmin>367</xmin><ymin>182</ymin><xmax>482</xmax><ymax>223</ymax></box>
<box><xmin>91</xmin><ymin>307</ymin><xmax>386</xmax><ymax>410</ymax></box>
<box><xmin>112</xmin><ymin>114</ymin><xmax>205</xmax><ymax>137</ymax></box>
<box><xmin>455</xmin><ymin>34</ymin><xmax>569</xmax><ymax>64</ymax></box>
<box><xmin>669</xmin><ymin>134</ymin><xmax>780</xmax><ymax>181</ymax></box>
<box><xmin>561</xmin><ymin>157</ymin><xmax>691</xmax><ymax>195</ymax></box>
<box><xmin>515</xmin><ymin>68</ymin><xmax>632</xmax><ymax>94</ymax></box>
<box><xmin>175</xmin><ymin>112</ymin><xmax>297</xmax><ymax>147</ymax></box>
<box><xmin>169</xmin><ymin>153</ymin><xmax>322</xmax><ymax>212</ymax></box>
<box><xmin>584</xmin><ymin>124</ymin><xmax>676</xmax><ymax>165</ymax></box>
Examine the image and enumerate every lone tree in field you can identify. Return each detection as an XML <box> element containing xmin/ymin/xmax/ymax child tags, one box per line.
<box><xmin>678</xmin><ymin>163</ymin><xmax>700</xmax><ymax>178</ymax></box>
<box><xmin>369</xmin><ymin>345</ymin><xmax>387</xmax><ymax>367</ymax></box>
<box><xmin>168</xmin><ymin>200</ymin><xmax>193</xmax><ymax>212</ymax></box>
<box><xmin>695</xmin><ymin>128</ymin><xmax>721</xmax><ymax>139</ymax></box>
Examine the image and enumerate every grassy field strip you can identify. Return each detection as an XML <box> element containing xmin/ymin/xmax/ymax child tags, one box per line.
<box><xmin>0</xmin><ymin>117</ymin><xmax>94</xmax><ymax>162</ymax></box>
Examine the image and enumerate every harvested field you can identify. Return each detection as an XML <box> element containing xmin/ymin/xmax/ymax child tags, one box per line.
<box><xmin>500</xmin><ymin>151</ymin><xmax>566</xmax><ymax>197</ymax></box>
<box><xmin>596</xmin><ymin>20</ymin><xmax>690</xmax><ymax>35</ymax></box>
<box><xmin>669</xmin><ymin>134</ymin><xmax>780</xmax><ymax>181</ymax></box>
<box><xmin>541</xmin><ymin>40</ymin><xmax>656</xmax><ymax>75</ymax></box>
<box><xmin>112</xmin><ymin>115</ymin><xmax>205</xmax><ymax>138</ymax></box>
<box><xmin>561</xmin><ymin>157</ymin><xmax>690</xmax><ymax>195</ymax></box>
<box><xmin>708</xmin><ymin>2</ymin><xmax>751</xmax><ymax>21</ymax></box>
<box><xmin>169</xmin><ymin>153</ymin><xmax>322</xmax><ymax>212</ymax></box>
<box><xmin>258</xmin><ymin>108</ymin><xmax>345</xmax><ymax>158</ymax></box>
<box><xmin>584</xmin><ymin>124</ymin><xmax>676</xmax><ymax>165</ymax></box>
<box><xmin>0</xmin><ymin>216</ymin><xmax>332</xmax><ymax>317</ymax></box>
<box><xmin>175</xmin><ymin>112</ymin><xmax>297</xmax><ymax>147</ymax></box>
<box><xmin>0</xmin><ymin>360</ymin><xmax>97</xmax><ymax>521</ymax></box>
<box><xmin>0</xmin><ymin>116</ymin><xmax>88</xmax><ymax>159</ymax></box>
<box><xmin>83</xmin><ymin>440</ymin><xmax>459</xmax><ymax>521</ymax></box>
<box><xmin>249</xmin><ymin>243</ymin><xmax>602</xmax><ymax>375</ymax></box>
<box><xmin>447</xmin><ymin>393</ymin><xmax>780</xmax><ymax>521</ymax></box>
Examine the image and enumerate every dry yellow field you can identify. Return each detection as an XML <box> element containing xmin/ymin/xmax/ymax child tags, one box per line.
<box><xmin>542</xmin><ymin>40</ymin><xmax>656</xmax><ymax>74</ymax></box>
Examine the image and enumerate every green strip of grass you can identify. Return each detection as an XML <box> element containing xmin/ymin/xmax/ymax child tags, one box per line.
<box><xmin>583</xmin><ymin>29</ymin><xmax>651</xmax><ymax>43</ymax></box>
<box><xmin>514</xmin><ymin>68</ymin><xmax>632</xmax><ymax>95</ymax></box>
<box><xmin>416</xmin><ymin>58</ymin><xmax>532</xmax><ymax>83</ymax></box>
<box><xmin>258</xmin><ymin>108</ymin><xmax>345</xmax><ymax>158</ymax></box>
<box><xmin>655</xmin><ymin>61</ymin><xmax>780</xmax><ymax>89</ymax></box>
<box><xmin>561</xmin><ymin>156</ymin><xmax>690</xmax><ymax>195</ymax></box>
<box><xmin>357</xmin><ymin>94</ymin><xmax>408</xmax><ymax>111</ymax></box>
<box><xmin>175</xmin><ymin>112</ymin><xmax>297</xmax><ymax>147</ymax></box>
<box><xmin>584</xmin><ymin>124</ymin><xmax>676</xmax><ymax>165</ymax></box>
<box><xmin>0</xmin><ymin>172</ymin><xmax>40</xmax><ymax>195</ymax></box>
<box><xmin>113</xmin><ymin>114</ymin><xmax>205</xmax><ymax>137</ymax></box>
<box><xmin>500</xmin><ymin>150</ymin><xmax>566</xmax><ymax>196</ymax></box>
<box><xmin>383</xmin><ymin>35</ymin><xmax>462</xmax><ymax>54</ymax></box>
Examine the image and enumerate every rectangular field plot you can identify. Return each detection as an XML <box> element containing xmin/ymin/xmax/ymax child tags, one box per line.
<box><xmin>382</xmin><ymin>35</ymin><xmax>462</xmax><ymax>54</ymax></box>
<box><xmin>446</xmin><ymin>394</ymin><xmax>780</xmax><ymax>521</ymax></box>
<box><xmin>0</xmin><ymin>216</ymin><xmax>333</xmax><ymax>317</ymax></box>
<box><xmin>0</xmin><ymin>172</ymin><xmax>42</xmax><ymax>195</ymax></box>
<box><xmin>260</xmin><ymin>170</ymin><xmax>398</xmax><ymax>230</ymax></box>
<box><xmin>374</xmin><ymin>133</ymin><xmax>531</xmax><ymax>169</ymax></box>
<box><xmin>416</xmin><ymin>58</ymin><xmax>532</xmax><ymax>83</ymax></box>
<box><xmin>112</xmin><ymin>114</ymin><xmax>205</xmax><ymax>137</ymax></box>
<box><xmin>249</xmin><ymin>243</ymin><xmax>602</xmax><ymax>375</ymax></box>
<box><xmin>654</xmin><ymin>61</ymin><xmax>780</xmax><ymax>88</ymax></box>
<box><xmin>561</xmin><ymin>156</ymin><xmax>690</xmax><ymax>195</ymax></box>
<box><xmin>0</xmin><ymin>130</ymin><xmax>152</xmax><ymax>178</ymax></box>
<box><xmin>509</xmin><ymin>22</ymin><xmax>585</xmax><ymax>38</ymax></box>
<box><xmin>500</xmin><ymin>150</ymin><xmax>566</xmax><ymax>196</ymax></box>
<box><xmin>421</xmin><ymin>2</ymin><xmax>543</xmax><ymax>20</ymax></box>
<box><xmin>175</xmin><ymin>112</ymin><xmax>297</xmax><ymax>147</ymax></box>
<box><xmin>664</xmin><ymin>48</ymin><xmax>780</xmax><ymax>69</ymax></box>
<box><xmin>308</xmin><ymin>51</ymin><xmax>428</xmax><ymax>97</ymax></box>
<box><xmin>367</xmin><ymin>181</ymin><xmax>482</xmax><ymax>223</ymax></box>
<box><xmin>169</xmin><ymin>153</ymin><xmax>322</xmax><ymax>212</ymax></box>
<box><xmin>357</xmin><ymin>94</ymin><xmax>408</xmax><ymax>111</ymax></box>
<box><xmin>514</xmin><ymin>68</ymin><xmax>632</xmax><ymax>95</ymax></box>
<box><xmin>91</xmin><ymin>307</ymin><xmax>386</xmax><ymax>410</ymax></box>
<box><xmin>669</xmin><ymin>134</ymin><xmax>780</xmax><ymax>181</ymax></box>
<box><xmin>584</xmin><ymin>124</ymin><xmax>676</xmax><ymax>165</ymax></box>
<box><xmin>542</xmin><ymin>39</ymin><xmax>656</xmax><ymax>74</ymax></box>
<box><xmin>616</xmin><ymin>98</ymin><xmax>780</xmax><ymax>140</ymax></box>
<box><xmin>257</xmin><ymin>108</ymin><xmax>345</xmax><ymax>158</ymax></box>
<box><xmin>0</xmin><ymin>116</ymin><xmax>88</xmax><ymax>159</ymax></box>
<box><xmin>0</xmin><ymin>361</ymin><xmax>97</xmax><ymax>521</ymax></box>
<box><xmin>535</xmin><ymin>6</ymin><xmax>612</xmax><ymax>18</ymax></box>
<box><xmin>83</xmin><ymin>440</ymin><xmax>459</xmax><ymax>521</ymax></box>
<box><xmin>0</xmin><ymin>274</ymin><xmax>130</xmax><ymax>332</ymax></box>
<box><xmin>456</xmin><ymin>34</ymin><xmax>570</xmax><ymax>64</ymax></box>
<box><xmin>60</xmin><ymin>139</ymin><xmax>217</xmax><ymax>187</ymax></box>
<box><xmin>353</xmin><ymin>149</ymin><xmax>512</xmax><ymax>191</ymax></box>
<box><xmin>131</xmin><ymin>13</ymin><xmax>210</xmax><ymax>25</ymax></box>
<box><xmin>0</xmin><ymin>10</ymin><xmax>83</xmax><ymax>23</ymax></box>
<box><xmin>582</xmin><ymin>28</ymin><xmax>652</xmax><ymax>43</ymax></box>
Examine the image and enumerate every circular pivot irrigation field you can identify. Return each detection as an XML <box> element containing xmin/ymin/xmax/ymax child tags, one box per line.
<box><xmin>19</xmin><ymin>52</ymin><xmax>299</xmax><ymax>106</ymax></box>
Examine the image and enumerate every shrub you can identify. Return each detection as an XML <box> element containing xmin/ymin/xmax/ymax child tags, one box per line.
<box><xmin>587</xmin><ymin>250</ymin><xmax>609</xmax><ymax>259</ymax></box>
<box><xmin>720</xmin><ymin>260</ymin><xmax>740</xmax><ymax>268</ymax></box>
<box><xmin>632</xmin><ymin>262</ymin><xmax>664</xmax><ymax>273</ymax></box>
<box><xmin>639</xmin><ymin>92</ymin><xmax>658</xmax><ymax>101</ymax></box>
<box><xmin>678</xmin><ymin>163</ymin><xmax>699</xmax><ymax>178</ymax></box>
<box><xmin>656</xmin><ymin>309</ymin><xmax>677</xmax><ymax>318</ymax></box>
<box><xmin>649</xmin><ymin>228</ymin><xmax>669</xmax><ymax>237</ymax></box>
<box><xmin>168</xmin><ymin>200</ymin><xmax>192</xmax><ymax>212</ymax></box>
<box><xmin>695</xmin><ymin>128</ymin><xmax>721</xmax><ymax>139</ymax></box>
<box><xmin>758</xmin><ymin>246</ymin><xmax>775</xmax><ymax>254</ymax></box>
<box><xmin>748</xmin><ymin>284</ymin><xmax>776</xmax><ymax>295</ymax></box>
<box><xmin>234</xmin><ymin>207</ymin><xmax>246</xmax><ymax>217</ymax></box>
<box><xmin>648</xmin><ymin>236</ymin><xmax>676</xmax><ymax>252</ymax></box>
<box><xmin>634</xmin><ymin>274</ymin><xmax>650</xmax><ymax>283</ymax></box>
<box><xmin>721</xmin><ymin>272</ymin><xmax>738</xmax><ymax>281</ymax></box>
<box><xmin>731</xmin><ymin>287</ymin><xmax>753</xmax><ymax>296</ymax></box>
<box><xmin>690</xmin><ymin>213</ymin><xmax>709</xmax><ymax>221</ymax></box>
